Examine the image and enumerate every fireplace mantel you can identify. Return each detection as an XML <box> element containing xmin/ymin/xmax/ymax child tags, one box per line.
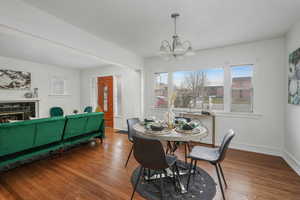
<box><xmin>0</xmin><ymin>99</ymin><xmax>40</xmax><ymax>103</ymax></box>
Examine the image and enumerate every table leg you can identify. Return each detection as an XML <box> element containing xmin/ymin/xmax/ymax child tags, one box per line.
<box><xmin>144</xmin><ymin>165</ymin><xmax>190</xmax><ymax>194</ymax></box>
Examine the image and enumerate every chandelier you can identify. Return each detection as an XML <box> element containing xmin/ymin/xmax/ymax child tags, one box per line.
<box><xmin>159</xmin><ymin>13</ymin><xmax>195</xmax><ymax>60</ymax></box>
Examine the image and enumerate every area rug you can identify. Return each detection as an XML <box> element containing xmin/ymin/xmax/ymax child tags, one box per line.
<box><xmin>131</xmin><ymin>160</ymin><xmax>216</xmax><ymax>200</ymax></box>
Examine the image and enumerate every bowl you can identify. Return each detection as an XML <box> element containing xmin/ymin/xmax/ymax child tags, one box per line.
<box><xmin>150</xmin><ymin>125</ymin><xmax>164</xmax><ymax>131</ymax></box>
<box><xmin>182</xmin><ymin>124</ymin><xmax>194</xmax><ymax>130</ymax></box>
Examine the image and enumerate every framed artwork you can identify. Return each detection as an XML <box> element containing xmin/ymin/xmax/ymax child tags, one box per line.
<box><xmin>50</xmin><ymin>76</ymin><xmax>68</xmax><ymax>95</ymax></box>
<box><xmin>0</xmin><ymin>69</ymin><xmax>31</xmax><ymax>89</ymax></box>
<box><xmin>288</xmin><ymin>48</ymin><xmax>300</xmax><ymax>104</ymax></box>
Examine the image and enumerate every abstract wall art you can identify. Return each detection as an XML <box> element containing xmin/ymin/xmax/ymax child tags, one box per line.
<box><xmin>0</xmin><ymin>69</ymin><xmax>31</xmax><ymax>89</ymax></box>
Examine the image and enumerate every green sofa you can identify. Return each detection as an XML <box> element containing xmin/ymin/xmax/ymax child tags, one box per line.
<box><xmin>0</xmin><ymin>112</ymin><xmax>105</xmax><ymax>168</ymax></box>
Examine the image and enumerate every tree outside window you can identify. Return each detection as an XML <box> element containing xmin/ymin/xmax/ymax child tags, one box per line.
<box><xmin>173</xmin><ymin>69</ymin><xmax>224</xmax><ymax>110</ymax></box>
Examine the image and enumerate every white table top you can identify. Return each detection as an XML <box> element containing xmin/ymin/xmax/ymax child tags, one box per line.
<box><xmin>133</xmin><ymin>123</ymin><xmax>208</xmax><ymax>142</ymax></box>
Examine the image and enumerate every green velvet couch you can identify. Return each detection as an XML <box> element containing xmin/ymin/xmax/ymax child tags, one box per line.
<box><xmin>0</xmin><ymin>112</ymin><xmax>105</xmax><ymax>168</ymax></box>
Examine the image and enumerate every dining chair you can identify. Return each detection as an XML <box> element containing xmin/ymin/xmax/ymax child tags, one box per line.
<box><xmin>186</xmin><ymin>130</ymin><xmax>235</xmax><ymax>200</ymax></box>
<box><xmin>124</xmin><ymin>118</ymin><xmax>140</xmax><ymax>168</ymax></box>
<box><xmin>84</xmin><ymin>106</ymin><xmax>93</xmax><ymax>113</ymax></box>
<box><xmin>130</xmin><ymin>134</ymin><xmax>181</xmax><ymax>200</ymax></box>
<box><xmin>50</xmin><ymin>107</ymin><xmax>64</xmax><ymax>117</ymax></box>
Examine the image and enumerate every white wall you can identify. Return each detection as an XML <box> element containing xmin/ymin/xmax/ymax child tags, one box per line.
<box><xmin>285</xmin><ymin>21</ymin><xmax>300</xmax><ymax>175</ymax></box>
<box><xmin>80</xmin><ymin>65</ymin><xmax>142</xmax><ymax>130</ymax></box>
<box><xmin>0</xmin><ymin>56</ymin><xmax>81</xmax><ymax>117</ymax></box>
<box><xmin>144</xmin><ymin>38</ymin><xmax>285</xmax><ymax>156</ymax></box>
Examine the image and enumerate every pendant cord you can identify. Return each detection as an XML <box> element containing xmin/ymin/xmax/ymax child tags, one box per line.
<box><xmin>174</xmin><ymin>16</ymin><xmax>177</xmax><ymax>36</ymax></box>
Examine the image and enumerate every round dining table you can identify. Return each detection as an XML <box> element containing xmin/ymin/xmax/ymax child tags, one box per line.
<box><xmin>132</xmin><ymin>123</ymin><xmax>208</xmax><ymax>194</ymax></box>
<box><xmin>133</xmin><ymin>123</ymin><xmax>208</xmax><ymax>142</ymax></box>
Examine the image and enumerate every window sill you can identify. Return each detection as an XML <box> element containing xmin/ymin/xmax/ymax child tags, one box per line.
<box><xmin>214</xmin><ymin>111</ymin><xmax>262</xmax><ymax>119</ymax></box>
<box><xmin>150</xmin><ymin>107</ymin><xmax>262</xmax><ymax>119</ymax></box>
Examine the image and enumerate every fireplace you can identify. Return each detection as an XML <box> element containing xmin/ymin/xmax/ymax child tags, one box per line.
<box><xmin>0</xmin><ymin>100</ymin><xmax>39</xmax><ymax>122</ymax></box>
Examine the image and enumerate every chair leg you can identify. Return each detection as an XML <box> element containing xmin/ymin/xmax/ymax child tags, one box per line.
<box><xmin>215</xmin><ymin>164</ymin><xmax>226</xmax><ymax>200</ymax></box>
<box><xmin>124</xmin><ymin>145</ymin><xmax>133</xmax><ymax>168</ymax></box>
<box><xmin>131</xmin><ymin>167</ymin><xmax>144</xmax><ymax>200</ymax></box>
<box><xmin>193</xmin><ymin>160</ymin><xmax>198</xmax><ymax>171</ymax></box>
<box><xmin>218</xmin><ymin>163</ymin><xmax>228</xmax><ymax>188</ymax></box>
<box><xmin>159</xmin><ymin>171</ymin><xmax>164</xmax><ymax>200</ymax></box>
<box><xmin>186</xmin><ymin>159</ymin><xmax>195</xmax><ymax>191</ymax></box>
<box><xmin>147</xmin><ymin>168</ymin><xmax>151</xmax><ymax>180</ymax></box>
<box><xmin>171</xmin><ymin>166</ymin><xmax>178</xmax><ymax>191</ymax></box>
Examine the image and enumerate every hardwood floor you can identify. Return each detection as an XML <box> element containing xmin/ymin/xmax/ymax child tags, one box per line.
<box><xmin>0</xmin><ymin>128</ymin><xmax>299</xmax><ymax>200</ymax></box>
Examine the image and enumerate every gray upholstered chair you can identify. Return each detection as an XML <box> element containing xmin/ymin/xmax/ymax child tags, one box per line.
<box><xmin>124</xmin><ymin>118</ymin><xmax>140</xmax><ymax>168</ymax></box>
<box><xmin>187</xmin><ymin>130</ymin><xmax>235</xmax><ymax>200</ymax></box>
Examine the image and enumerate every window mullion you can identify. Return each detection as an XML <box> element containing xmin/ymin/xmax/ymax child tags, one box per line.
<box><xmin>223</xmin><ymin>64</ymin><xmax>231</xmax><ymax>112</ymax></box>
<box><xmin>168</xmin><ymin>72</ymin><xmax>173</xmax><ymax>109</ymax></box>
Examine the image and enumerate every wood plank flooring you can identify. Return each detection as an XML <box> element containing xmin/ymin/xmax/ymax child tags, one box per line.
<box><xmin>0</xmin><ymin>128</ymin><xmax>299</xmax><ymax>200</ymax></box>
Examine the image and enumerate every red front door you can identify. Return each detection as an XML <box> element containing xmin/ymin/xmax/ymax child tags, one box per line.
<box><xmin>98</xmin><ymin>76</ymin><xmax>114</xmax><ymax>128</ymax></box>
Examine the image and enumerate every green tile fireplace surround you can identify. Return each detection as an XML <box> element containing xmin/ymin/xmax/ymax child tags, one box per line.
<box><xmin>0</xmin><ymin>112</ymin><xmax>105</xmax><ymax>168</ymax></box>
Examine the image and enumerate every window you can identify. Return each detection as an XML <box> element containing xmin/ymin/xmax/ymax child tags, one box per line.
<box><xmin>154</xmin><ymin>72</ymin><xmax>168</xmax><ymax>108</ymax></box>
<box><xmin>173</xmin><ymin>68</ymin><xmax>224</xmax><ymax>110</ymax></box>
<box><xmin>231</xmin><ymin>65</ymin><xmax>253</xmax><ymax>112</ymax></box>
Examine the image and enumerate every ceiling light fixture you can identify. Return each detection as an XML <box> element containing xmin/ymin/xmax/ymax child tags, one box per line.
<box><xmin>159</xmin><ymin>13</ymin><xmax>195</xmax><ymax>60</ymax></box>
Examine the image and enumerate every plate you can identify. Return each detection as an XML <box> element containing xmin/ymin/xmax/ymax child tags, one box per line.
<box><xmin>144</xmin><ymin>129</ymin><xmax>171</xmax><ymax>135</ymax></box>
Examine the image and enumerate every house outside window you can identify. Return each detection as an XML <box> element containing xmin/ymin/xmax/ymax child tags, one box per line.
<box><xmin>231</xmin><ymin>65</ymin><xmax>254</xmax><ymax>112</ymax></box>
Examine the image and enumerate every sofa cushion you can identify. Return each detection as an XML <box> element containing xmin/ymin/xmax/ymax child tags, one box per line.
<box><xmin>0</xmin><ymin>120</ymin><xmax>36</xmax><ymax>156</ymax></box>
<box><xmin>85</xmin><ymin>112</ymin><xmax>104</xmax><ymax>133</ymax></box>
<box><xmin>64</xmin><ymin>114</ymin><xmax>89</xmax><ymax>139</ymax></box>
<box><xmin>34</xmin><ymin>117</ymin><xmax>66</xmax><ymax>147</ymax></box>
<box><xmin>63</xmin><ymin>112</ymin><xmax>104</xmax><ymax>140</ymax></box>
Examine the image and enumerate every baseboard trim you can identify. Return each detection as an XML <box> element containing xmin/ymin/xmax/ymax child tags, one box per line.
<box><xmin>200</xmin><ymin>139</ymin><xmax>282</xmax><ymax>157</ymax></box>
<box><xmin>230</xmin><ymin>142</ymin><xmax>282</xmax><ymax>157</ymax></box>
<box><xmin>283</xmin><ymin>150</ymin><xmax>300</xmax><ymax>176</ymax></box>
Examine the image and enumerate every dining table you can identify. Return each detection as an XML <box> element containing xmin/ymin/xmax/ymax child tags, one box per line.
<box><xmin>133</xmin><ymin>123</ymin><xmax>208</xmax><ymax>194</ymax></box>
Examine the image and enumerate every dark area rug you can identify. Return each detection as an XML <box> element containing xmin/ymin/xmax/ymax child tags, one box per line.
<box><xmin>131</xmin><ymin>160</ymin><xmax>216</xmax><ymax>200</ymax></box>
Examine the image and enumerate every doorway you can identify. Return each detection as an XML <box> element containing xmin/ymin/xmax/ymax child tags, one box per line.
<box><xmin>98</xmin><ymin>76</ymin><xmax>114</xmax><ymax>128</ymax></box>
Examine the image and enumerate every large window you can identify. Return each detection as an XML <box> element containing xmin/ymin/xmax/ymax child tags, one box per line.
<box><xmin>173</xmin><ymin>68</ymin><xmax>224</xmax><ymax>110</ymax></box>
<box><xmin>154</xmin><ymin>72</ymin><xmax>168</xmax><ymax>108</ymax></box>
<box><xmin>152</xmin><ymin>65</ymin><xmax>254</xmax><ymax>113</ymax></box>
<box><xmin>231</xmin><ymin>65</ymin><xmax>253</xmax><ymax>112</ymax></box>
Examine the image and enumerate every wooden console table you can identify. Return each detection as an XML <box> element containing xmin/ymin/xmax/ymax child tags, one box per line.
<box><xmin>179</xmin><ymin>112</ymin><xmax>216</xmax><ymax>147</ymax></box>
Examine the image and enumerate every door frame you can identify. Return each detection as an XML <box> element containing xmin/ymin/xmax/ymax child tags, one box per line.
<box><xmin>90</xmin><ymin>73</ymin><xmax>124</xmax><ymax>130</ymax></box>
